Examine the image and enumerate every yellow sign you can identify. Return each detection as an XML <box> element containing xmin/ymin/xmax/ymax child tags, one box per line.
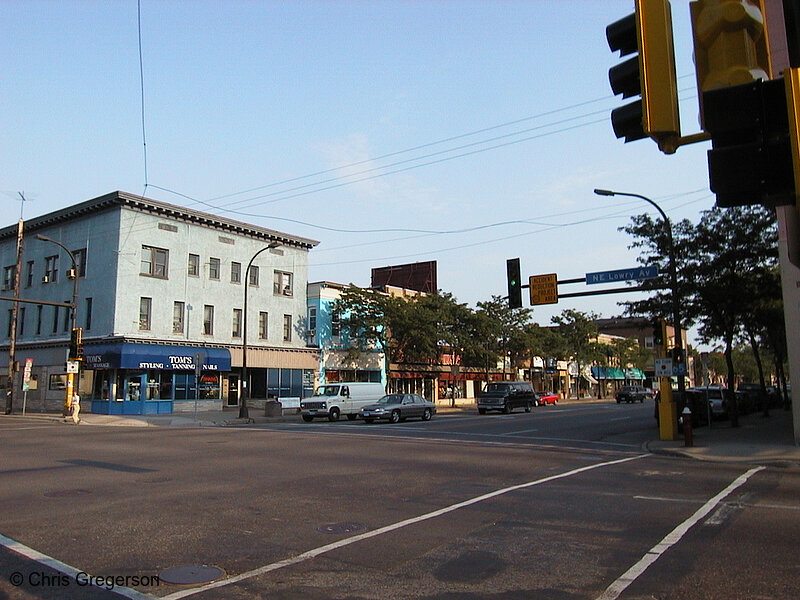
<box><xmin>529</xmin><ymin>273</ymin><xmax>558</xmax><ymax>305</ymax></box>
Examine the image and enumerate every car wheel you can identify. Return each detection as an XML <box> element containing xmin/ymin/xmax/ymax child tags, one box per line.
<box><xmin>478</xmin><ymin>408</ymin><xmax>486</xmax><ymax>415</ymax></box>
<box><xmin>390</xmin><ymin>410</ymin><xmax>401</xmax><ymax>424</ymax></box>
<box><xmin>640</xmin><ymin>397</ymin><xmax>644</xmax><ymax>403</ymax></box>
<box><xmin>524</xmin><ymin>402</ymin><xmax>532</xmax><ymax>413</ymax></box>
<box><xmin>503</xmin><ymin>403</ymin><xmax>512</xmax><ymax>414</ymax></box>
<box><xmin>616</xmin><ymin>399</ymin><xmax>621</xmax><ymax>404</ymax></box>
<box><xmin>302</xmin><ymin>415</ymin><xmax>313</xmax><ymax>423</ymax></box>
<box><xmin>328</xmin><ymin>408</ymin><xmax>340</xmax><ymax>422</ymax></box>
<box><xmin>347</xmin><ymin>413</ymin><xmax>357</xmax><ymax>421</ymax></box>
<box><xmin>364</xmin><ymin>418</ymin><xmax>374</xmax><ymax>424</ymax></box>
<box><xmin>422</xmin><ymin>408</ymin><xmax>432</xmax><ymax>421</ymax></box>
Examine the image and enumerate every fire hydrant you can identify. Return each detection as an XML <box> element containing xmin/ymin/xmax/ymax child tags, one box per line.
<box><xmin>681</xmin><ymin>406</ymin><xmax>693</xmax><ymax>447</ymax></box>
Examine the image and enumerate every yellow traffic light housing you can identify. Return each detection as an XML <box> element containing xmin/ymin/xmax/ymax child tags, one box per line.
<box><xmin>691</xmin><ymin>0</ymin><xmax>772</xmax><ymax>96</ymax></box>
<box><xmin>606</xmin><ymin>0</ymin><xmax>681</xmax><ymax>152</ymax></box>
<box><xmin>785</xmin><ymin>67</ymin><xmax>800</xmax><ymax>212</ymax></box>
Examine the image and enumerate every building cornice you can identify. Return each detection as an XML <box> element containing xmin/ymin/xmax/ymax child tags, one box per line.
<box><xmin>0</xmin><ymin>190</ymin><xmax>320</xmax><ymax>250</ymax></box>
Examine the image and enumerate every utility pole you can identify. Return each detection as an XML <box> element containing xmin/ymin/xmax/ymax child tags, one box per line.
<box><xmin>6</xmin><ymin>194</ymin><xmax>25</xmax><ymax>414</ymax></box>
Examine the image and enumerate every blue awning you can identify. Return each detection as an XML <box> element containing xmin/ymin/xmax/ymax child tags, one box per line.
<box><xmin>82</xmin><ymin>343</ymin><xmax>231</xmax><ymax>371</ymax></box>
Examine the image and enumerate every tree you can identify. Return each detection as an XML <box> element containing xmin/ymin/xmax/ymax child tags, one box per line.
<box><xmin>332</xmin><ymin>286</ymin><xmax>398</xmax><ymax>382</ymax></box>
<box><xmin>551</xmin><ymin>309</ymin><xmax>599</xmax><ymax>398</ymax></box>
<box><xmin>476</xmin><ymin>296</ymin><xmax>532</xmax><ymax>379</ymax></box>
<box><xmin>686</xmin><ymin>206</ymin><xmax>778</xmax><ymax>426</ymax></box>
<box><xmin>621</xmin><ymin>205</ymin><xmax>780</xmax><ymax>427</ymax></box>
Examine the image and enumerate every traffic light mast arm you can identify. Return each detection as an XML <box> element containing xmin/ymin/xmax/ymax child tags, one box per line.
<box><xmin>656</xmin><ymin>131</ymin><xmax>712</xmax><ymax>154</ymax></box>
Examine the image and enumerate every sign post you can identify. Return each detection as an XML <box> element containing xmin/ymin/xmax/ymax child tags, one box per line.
<box><xmin>193</xmin><ymin>352</ymin><xmax>205</xmax><ymax>422</ymax></box>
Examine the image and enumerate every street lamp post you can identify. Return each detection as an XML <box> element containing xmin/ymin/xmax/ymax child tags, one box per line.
<box><xmin>239</xmin><ymin>242</ymin><xmax>280</xmax><ymax>420</ymax></box>
<box><xmin>35</xmin><ymin>234</ymin><xmax>80</xmax><ymax>416</ymax></box>
<box><xmin>593</xmin><ymin>189</ymin><xmax>686</xmax><ymax>399</ymax></box>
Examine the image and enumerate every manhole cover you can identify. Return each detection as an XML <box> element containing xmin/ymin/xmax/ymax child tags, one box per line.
<box><xmin>316</xmin><ymin>522</ymin><xmax>368</xmax><ymax>535</ymax></box>
<box><xmin>44</xmin><ymin>489</ymin><xmax>92</xmax><ymax>498</ymax></box>
<box><xmin>158</xmin><ymin>565</ymin><xmax>225</xmax><ymax>585</ymax></box>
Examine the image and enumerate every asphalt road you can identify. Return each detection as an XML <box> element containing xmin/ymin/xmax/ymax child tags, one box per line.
<box><xmin>1</xmin><ymin>402</ymin><xmax>798</xmax><ymax>600</ymax></box>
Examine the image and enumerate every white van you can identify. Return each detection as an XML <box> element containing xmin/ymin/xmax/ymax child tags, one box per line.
<box><xmin>300</xmin><ymin>382</ymin><xmax>386</xmax><ymax>422</ymax></box>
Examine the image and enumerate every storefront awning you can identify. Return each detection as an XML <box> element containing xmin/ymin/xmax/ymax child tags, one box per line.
<box><xmin>83</xmin><ymin>343</ymin><xmax>231</xmax><ymax>371</ymax></box>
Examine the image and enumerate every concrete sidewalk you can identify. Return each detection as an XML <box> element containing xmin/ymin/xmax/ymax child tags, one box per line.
<box><xmin>6</xmin><ymin>399</ymin><xmax>799</xmax><ymax>466</ymax></box>
<box><xmin>647</xmin><ymin>407</ymin><xmax>800</xmax><ymax>466</ymax></box>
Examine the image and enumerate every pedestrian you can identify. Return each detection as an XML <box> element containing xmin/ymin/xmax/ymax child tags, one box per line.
<box><xmin>71</xmin><ymin>393</ymin><xmax>81</xmax><ymax>425</ymax></box>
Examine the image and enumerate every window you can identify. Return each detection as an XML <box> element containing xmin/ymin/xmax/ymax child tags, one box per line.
<box><xmin>72</xmin><ymin>248</ymin><xmax>86</xmax><ymax>277</ymax></box>
<box><xmin>258</xmin><ymin>311</ymin><xmax>268</xmax><ymax>340</ymax></box>
<box><xmin>231</xmin><ymin>261</ymin><xmax>241</xmax><ymax>284</ymax></box>
<box><xmin>274</xmin><ymin>271</ymin><xmax>293</xmax><ymax>296</ymax></box>
<box><xmin>62</xmin><ymin>301</ymin><xmax>70</xmax><ymax>332</ymax></box>
<box><xmin>141</xmin><ymin>246</ymin><xmax>168</xmax><ymax>278</ymax></box>
<box><xmin>44</xmin><ymin>255</ymin><xmax>59</xmax><ymax>283</ymax></box>
<box><xmin>283</xmin><ymin>314</ymin><xmax>292</xmax><ymax>342</ymax></box>
<box><xmin>248</xmin><ymin>265</ymin><xmax>259</xmax><ymax>287</ymax></box>
<box><xmin>308</xmin><ymin>307</ymin><xmax>317</xmax><ymax>339</ymax></box>
<box><xmin>232</xmin><ymin>308</ymin><xmax>242</xmax><ymax>338</ymax></box>
<box><xmin>36</xmin><ymin>305</ymin><xmax>43</xmax><ymax>335</ymax></box>
<box><xmin>209</xmin><ymin>257</ymin><xmax>220</xmax><ymax>280</ymax></box>
<box><xmin>85</xmin><ymin>298</ymin><xmax>93</xmax><ymax>330</ymax></box>
<box><xmin>188</xmin><ymin>253</ymin><xmax>200</xmax><ymax>277</ymax></box>
<box><xmin>3</xmin><ymin>265</ymin><xmax>15</xmax><ymax>291</ymax></box>
<box><xmin>52</xmin><ymin>306</ymin><xmax>59</xmax><ymax>333</ymax></box>
<box><xmin>6</xmin><ymin>309</ymin><xmax>11</xmax><ymax>337</ymax></box>
<box><xmin>203</xmin><ymin>305</ymin><xmax>214</xmax><ymax>335</ymax></box>
<box><xmin>19</xmin><ymin>307</ymin><xmax>25</xmax><ymax>336</ymax></box>
<box><xmin>331</xmin><ymin>309</ymin><xmax>341</xmax><ymax>337</ymax></box>
<box><xmin>139</xmin><ymin>297</ymin><xmax>152</xmax><ymax>331</ymax></box>
<box><xmin>173</xmin><ymin>301</ymin><xmax>185</xmax><ymax>334</ymax></box>
<box><xmin>25</xmin><ymin>261</ymin><xmax>34</xmax><ymax>288</ymax></box>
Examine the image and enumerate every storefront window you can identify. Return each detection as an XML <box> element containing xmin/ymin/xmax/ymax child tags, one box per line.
<box><xmin>174</xmin><ymin>373</ymin><xmax>198</xmax><ymax>400</ymax></box>
<box><xmin>199</xmin><ymin>373</ymin><xmax>220</xmax><ymax>399</ymax></box>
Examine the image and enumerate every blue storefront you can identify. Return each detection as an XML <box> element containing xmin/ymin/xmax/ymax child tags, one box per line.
<box><xmin>85</xmin><ymin>343</ymin><xmax>231</xmax><ymax>415</ymax></box>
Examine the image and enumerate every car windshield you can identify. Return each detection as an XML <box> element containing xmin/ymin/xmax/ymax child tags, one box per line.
<box><xmin>376</xmin><ymin>394</ymin><xmax>403</xmax><ymax>405</ymax></box>
<box><xmin>485</xmin><ymin>384</ymin><xmax>510</xmax><ymax>393</ymax></box>
<box><xmin>313</xmin><ymin>386</ymin><xmax>340</xmax><ymax>397</ymax></box>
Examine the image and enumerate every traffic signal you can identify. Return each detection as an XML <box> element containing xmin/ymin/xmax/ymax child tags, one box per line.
<box><xmin>652</xmin><ymin>318</ymin><xmax>665</xmax><ymax>348</ymax></box>
<box><xmin>785</xmin><ymin>68</ymin><xmax>800</xmax><ymax>213</ymax></box>
<box><xmin>690</xmin><ymin>0</ymin><xmax>772</xmax><ymax>106</ymax></box>
<box><xmin>507</xmin><ymin>258</ymin><xmax>522</xmax><ymax>309</ymax></box>
<box><xmin>69</xmin><ymin>327</ymin><xmax>84</xmax><ymax>360</ymax></box>
<box><xmin>671</xmin><ymin>347</ymin><xmax>686</xmax><ymax>374</ymax></box>
<box><xmin>703</xmin><ymin>78</ymin><xmax>795</xmax><ymax>207</ymax></box>
<box><xmin>605</xmin><ymin>0</ymin><xmax>680</xmax><ymax>151</ymax></box>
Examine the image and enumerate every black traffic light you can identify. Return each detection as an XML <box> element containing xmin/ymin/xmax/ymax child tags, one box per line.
<box><xmin>704</xmin><ymin>78</ymin><xmax>795</xmax><ymax>208</ymax></box>
<box><xmin>605</xmin><ymin>0</ymin><xmax>680</xmax><ymax>150</ymax></box>
<box><xmin>506</xmin><ymin>258</ymin><xmax>522</xmax><ymax>309</ymax></box>
<box><xmin>69</xmin><ymin>327</ymin><xmax>84</xmax><ymax>360</ymax></box>
<box><xmin>652</xmin><ymin>318</ymin><xmax>664</xmax><ymax>348</ymax></box>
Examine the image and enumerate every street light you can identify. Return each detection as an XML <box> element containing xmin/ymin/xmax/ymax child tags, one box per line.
<box><xmin>239</xmin><ymin>242</ymin><xmax>280</xmax><ymax>420</ymax></box>
<box><xmin>593</xmin><ymin>189</ymin><xmax>685</xmax><ymax>401</ymax></box>
<box><xmin>35</xmin><ymin>234</ymin><xmax>80</xmax><ymax>416</ymax></box>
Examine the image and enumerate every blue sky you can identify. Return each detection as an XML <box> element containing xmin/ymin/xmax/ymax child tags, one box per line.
<box><xmin>2</xmin><ymin>1</ymin><xmax>714</xmax><ymax>328</ymax></box>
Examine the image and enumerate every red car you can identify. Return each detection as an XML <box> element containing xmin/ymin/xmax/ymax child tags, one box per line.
<box><xmin>535</xmin><ymin>391</ymin><xmax>559</xmax><ymax>406</ymax></box>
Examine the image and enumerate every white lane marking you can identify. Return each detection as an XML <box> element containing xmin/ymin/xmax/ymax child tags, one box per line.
<box><xmin>500</xmin><ymin>427</ymin><xmax>541</xmax><ymax>435</ymax></box>
<box><xmin>596</xmin><ymin>466</ymin><xmax>766</xmax><ymax>600</ymax></box>
<box><xmin>162</xmin><ymin>454</ymin><xmax>650</xmax><ymax>599</ymax></box>
<box><xmin>0</xmin><ymin>533</ymin><xmax>156</xmax><ymax>600</ymax></box>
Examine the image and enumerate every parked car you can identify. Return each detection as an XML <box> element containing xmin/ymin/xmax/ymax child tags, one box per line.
<box><xmin>360</xmin><ymin>393</ymin><xmax>436</xmax><ymax>424</ymax></box>
<box><xmin>615</xmin><ymin>385</ymin><xmax>649</xmax><ymax>403</ymax></box>
<box><xmin>653</xmin><ymin>388</ymin><xmax>710</xmax><ymax>430</ymax></box>
<box><xmin>689</xmin><ymin>385</ymin><xmax>732</xmax><ymax>420</ymax></box>
<box><xmin>535</xmin><ymin>391</ymin><xmax>559</xmax><ymax>406</ymax></box>
<box><xmin>300</xmin><ymin>382</ymin><xmax>386</xmax><ymax>422</ymax></box>
<box><xmin>477</xmin><ymin>381</ymin><xmax>535</xmax><ymax>414</ymax></box>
